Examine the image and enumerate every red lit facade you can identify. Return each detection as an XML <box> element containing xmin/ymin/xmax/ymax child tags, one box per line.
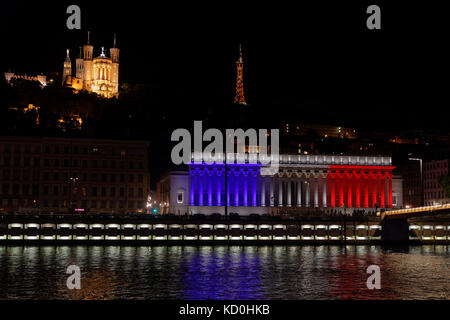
<box><xmin>328</xmin><ymin>165</ymin><xmax>395</xmax><ymax>208</ymax></box>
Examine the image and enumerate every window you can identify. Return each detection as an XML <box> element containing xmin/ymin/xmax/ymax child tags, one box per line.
<box><xmin>128</xmin><ymin>188</ymin><xmax>134</xmax><ymax>197</ymax></box>
<box><xmin>22</xmin><ymin>184</ymin><xmax>30</xmax><ymax>195</ymax></box>
<box><xmin>138</xmin><ymin>174</ymin><xmax>143</xmax><ymax>183</ymax></box>
<box><xmin>82</xmin><ymin>160</ymin><xmax>87</xmax><ymax>168</ymax></box>
<box><xmin>110</xmin><ymin>187</ymin><xmax>116</xmax><ymax>197</ymax></box>
<box><xmin>177</xmin><ymin>192</ymin><xmax>184</xmax><ymax>204</ymax></box>
<box><xmin>91</xmin><ymin>187</ymin><xmax>97</xmax><ymax>197</ymax></box>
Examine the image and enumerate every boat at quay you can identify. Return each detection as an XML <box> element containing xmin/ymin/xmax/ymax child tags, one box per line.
<box><xmin>1</xmin><ymin>213</ymin><xmax>449</xmax><ymax>245</ymax></box>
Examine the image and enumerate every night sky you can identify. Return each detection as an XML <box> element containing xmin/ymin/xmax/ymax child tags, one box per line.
<box><xmin>0</xmin><ymin>0</ymin><xmax>449</xmax><ymax>130</ymax></box>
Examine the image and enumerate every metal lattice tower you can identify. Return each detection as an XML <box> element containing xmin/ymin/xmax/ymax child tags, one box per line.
<box><xmin>234</xmin><ymin>44</ymin><xmax>247</xmax><ymax>105</ymax></box>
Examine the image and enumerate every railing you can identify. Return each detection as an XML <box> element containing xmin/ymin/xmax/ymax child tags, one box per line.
<box><xmin>384</xmin><ymin>203</ymin><xmax>450</xmax><ymax>216</ymax></box>
<box><xmin>190</xmin><ymin>153</ymin><xmax>392</xmax><ymax>166</ymax></box>
<box><xmin>0</xmin><ymin>220</ymin><xmax>384</xmax><ymax>242</ymax></box>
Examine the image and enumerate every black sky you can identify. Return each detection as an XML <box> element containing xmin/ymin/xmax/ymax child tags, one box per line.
<box><xmin>0</xmin><ymin>0</ymin><xmax>449</xmax><ymax>131</ymax></box>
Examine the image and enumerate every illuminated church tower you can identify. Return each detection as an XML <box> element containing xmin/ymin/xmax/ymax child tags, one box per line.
<box><xmin>82</xmin><ymin>31</ymin><xmax>94</xmax><ymax>91</ymax></box>
<box><xmin>62</xmin><ymin>49</ymin><xmax>72</xmax><ymax>84</ymax></box>
<box><xmin>234</xmin><ymin>44</ymin><xmax>247</xmax><ymax>105</ymax></box>
<box><xmin>63</xmin><ymin>31</ymin><xmax>119</xmax><ymax>98</ymax></box>
<box><xmin>109</xmin><ymin>34</ymin><xmax>120</xmax><ymax>95</ymax></box>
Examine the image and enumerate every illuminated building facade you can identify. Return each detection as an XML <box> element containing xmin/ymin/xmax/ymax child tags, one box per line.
<box><xmin>158</xmin><ymin>154</ymin><xmax>403</xmax><ymax>215</ymax></box>
<box><xmin>63</xmin><ymin>32</ymin><xmax>119</xmax><ymax>98</ymax></box>
<box><xmin>4</xmin><ymin>72</ymin><xmax>47</xmax><ymax>87</ymax></box>
<box><xmin>0</xmin><ymin>136</ymin><xmax>149</xmax><ymax>214</ymax></box>
<box><xmin>423</xmin><ymin>159</ymin><xmax>449</xmax><ymax>206</ymax></box>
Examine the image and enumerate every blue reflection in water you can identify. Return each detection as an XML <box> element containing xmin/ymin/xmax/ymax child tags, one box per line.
<box><xmin>181</xmin><ymin>247</ymin><xmax>264</xmax><ymax>300</ymax></box>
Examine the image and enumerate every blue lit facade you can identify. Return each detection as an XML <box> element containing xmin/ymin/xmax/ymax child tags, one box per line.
<box><xmin>189</xmin><ymin>164</ymin><xmax>262</xmax><ymax>207</ymax></box>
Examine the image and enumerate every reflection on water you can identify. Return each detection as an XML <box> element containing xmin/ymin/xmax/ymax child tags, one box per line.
<box><xmin>0</xmin><ymin>245</ymin><xmax>448</xmax><ymax>300</ymax></box>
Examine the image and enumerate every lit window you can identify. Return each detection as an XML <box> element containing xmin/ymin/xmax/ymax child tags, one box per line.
<box><xmin>177</xmin><ymin>192</ymin><xmax>183</xmax><ymax>204</ymax></box>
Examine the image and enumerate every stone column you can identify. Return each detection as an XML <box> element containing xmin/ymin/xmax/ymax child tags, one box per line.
<box><xmin>287</xmin><ymin>177</ymin><xmax>292</xmax><ymax>207</ymax></box>
<box><xmin>278</xmin><ymin>176</ymin><xmax>283</xmax><ymax>207</ymax></box>
<box><xmin>261</xmin><ymin>176</ymin><xmax>265</xmax><ymax>207</ymax></box>
<box><xmin>305</xmin><ymin>175</ymin><xmax>310</xmax><ymax>207</ymax></box>
<box><xmin>198</xmin><ymin>171</ymin><xmax>203</xmax><ymax>206</ymax></box>
<box><xmin>372</xmin><ymin>173</ymin><xmax>377</xmax><ymax>207</ymax></box>
<box><xmin>314</xmin><ymin>174</ymin><xmax>319</xmax><ymax>208</ymax></box>
<box><xmin>208</xmin><ymin>172</ymin><xmax>213</xmax><ymax>206</ymax></box>
<box><xmin>322</xmin><ymin>173</ymin><xmax>327</xmax><ymax>207</ymax></box>
<box><xmin>190</xmin><ymin>170</ymin><xmax>195</xmax><ymax>206</ymax></box>
<box><xmin>270</xmin><ymin>177</ymin><xmax>274</xmax><ymax>207</ymax></box>
<box><xmin>252</xmin><ymin>172</ymin><xmax>257</xmax><ymax>207</ymax></box>
<box><xmin>234</xmin><ymin>170</ymin><xmax>240</xmax><ymax>207</ymax></box>
<box><xmin>297</xmin><ymin>176</ymin><xmax>302</xmax><ymax>207</ymax></box>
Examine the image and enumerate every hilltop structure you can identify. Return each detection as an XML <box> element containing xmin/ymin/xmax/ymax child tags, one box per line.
<box><xmin>63</xmin><ymin>32</ymin><xmax>120</xmax><ymax>98</ymax></box>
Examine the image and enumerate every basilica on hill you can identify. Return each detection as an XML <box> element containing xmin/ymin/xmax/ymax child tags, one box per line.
<box><xmin>63</xmin><ymin>32</ymin><xmax>119</xmax><ymax>98</ymax></box>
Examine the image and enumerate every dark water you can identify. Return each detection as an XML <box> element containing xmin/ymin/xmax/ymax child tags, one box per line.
<box><xmin>0</xmin><ymin>245</ymin><xmax>448</xmax><ymax>300</ymax></box>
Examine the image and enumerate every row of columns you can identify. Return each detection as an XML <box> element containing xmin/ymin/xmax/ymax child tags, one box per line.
<box><xmin>260</xmin><ymin>171</ymin><xmax>393</xmax><ymax>208</ymax></box>
<box><xmin>190</xmin><ymin>166</ymin><xmax>259</xmax><ymax>207</ymax></box>
<box><xmin>189</xmin><ymin>166</ymin><xmax>393</xmax><ymax>208</ymax></box>
<box><xmin>261</xmin><ymin>175</ymin><xmax>325</xmax><ymax>208</ymax></box>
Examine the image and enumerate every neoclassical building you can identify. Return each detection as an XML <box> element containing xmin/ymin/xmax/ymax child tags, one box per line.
<box><xmin>63</xmin><ymin>32</ymin><xmax>119</xmax><ymax>98</ymax></box>
<box><xmin>157</xmin><ymin>154</ymin><xmax>403</xmax><ymax>215</ymax></box>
